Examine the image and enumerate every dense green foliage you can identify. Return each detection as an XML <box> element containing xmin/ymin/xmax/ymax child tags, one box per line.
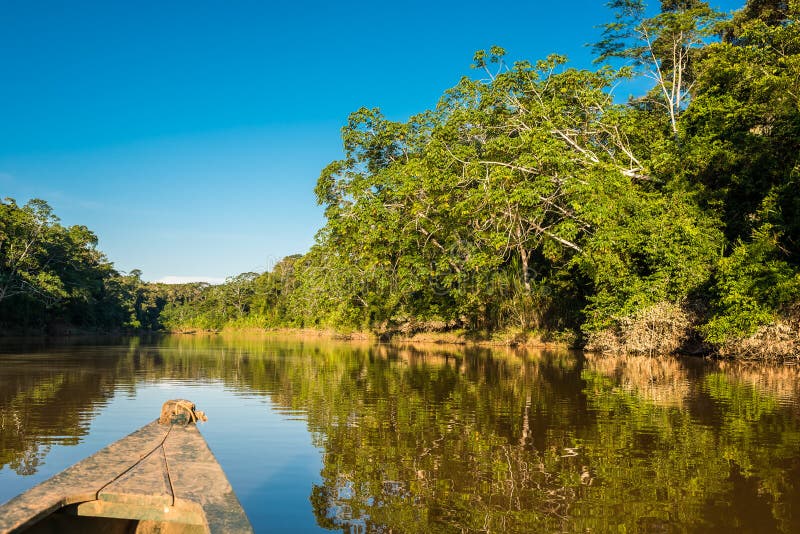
<box><xmin>158</xmin><ymin>256</ymin><xmax>302</xmax><ymax>331</ymax></box>
<box><xmin>160</xmin><ymin>1</ymin><xmax>800</xmax><ymax>356</ymax></box>
<box><xmin>0</xmin><ymin>197</ymin><xmax>119</xmax><ymax>331</ymax></box>
<box><xmin>4</xmin><ymin>1</ymin><xmax>798</xmax><ymax>357</ymax></box>
<box><xmin>0</xmin><ymin>197</ymin><xmax>201</xmax><ymax>333</ymax></box>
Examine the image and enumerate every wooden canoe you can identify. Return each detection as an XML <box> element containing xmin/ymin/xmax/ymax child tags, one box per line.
<box><xmin>0</xmin><ymin>401</ymin><xmax>253</xmax><ymax>534</ymax></box>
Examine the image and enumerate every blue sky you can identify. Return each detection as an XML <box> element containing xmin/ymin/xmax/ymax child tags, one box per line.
<box><xmin>1</xmin><ymin>0</ymin><xmax>744</xmax><ymax>282</ymax></box>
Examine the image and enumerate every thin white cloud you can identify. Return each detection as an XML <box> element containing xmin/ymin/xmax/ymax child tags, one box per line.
<box><xmin>154</xmin><ymin>275</ymin><xmax>226</xmax><ymax>285</ymax></box>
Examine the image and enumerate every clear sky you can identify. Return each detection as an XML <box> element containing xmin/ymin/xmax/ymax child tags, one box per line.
<box><xmin>0</xmin><ymin>0</ymin><xmax>744</xmax><ymax>283</ymax></box>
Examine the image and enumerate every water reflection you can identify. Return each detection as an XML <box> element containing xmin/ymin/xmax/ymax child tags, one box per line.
<box><xmin>0</xmin><ymin>346</ymin><xmax>126</xmax><ymax>475</ymax></box>
<box><xmin>0</xmin><ymin>336</ymin><xmax>798</xmax><ymax>532</ymax></box>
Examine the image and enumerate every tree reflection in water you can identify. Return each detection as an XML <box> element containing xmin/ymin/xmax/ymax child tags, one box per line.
<box><xmin>1</xmin><ymin>336</ymin><xmax>799</xmax><ymax>532</ymax></box>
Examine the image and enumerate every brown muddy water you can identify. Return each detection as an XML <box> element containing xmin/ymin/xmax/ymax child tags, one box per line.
<box><xmin>0</xmin><ymin>335</ymin><xmax>799</xmax><ymax>532</ymax></box>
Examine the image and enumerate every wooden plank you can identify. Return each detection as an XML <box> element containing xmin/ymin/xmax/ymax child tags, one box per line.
<box><xmin>163</xmin><ymin>425</ymin><xmax>253</xmax><ymax>534</ymax></box>
<box><xmin>98</xmin><ymin>441</ymin><xmax>173</xmax><ymax>508</ymax></box>
<box><xmin>0</xmin><ymin>421</ymin><xmax>169</xmax><ymax>533</ymax></box>
<box><xmin>67</xmin><ymin>499</ymin><xmax>205</xmax><ymax>525</ymax></box>
<box><xmin>0</xmin><ymin>420</ymin><xmax>253</xmax><ymax>534</ymax></box>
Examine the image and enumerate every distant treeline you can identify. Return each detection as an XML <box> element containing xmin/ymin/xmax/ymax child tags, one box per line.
<box><xmin>0</xmin><ymin>197</ymin><xmax>203</xmax><ymax>333</ymax></box>
<box><xmin>3</xmin><ymin>1</ymin><xmax>798</xmax><ymax>358</ymax></box>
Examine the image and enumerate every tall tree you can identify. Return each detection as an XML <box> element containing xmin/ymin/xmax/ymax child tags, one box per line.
<box><xmin>594</xmin><ymin>0</ymin><xmax>723</xmax><ymax>135</ymax></box>
<box><xmin>0</xmin><ymin>198</ymin><xmax>67</xmax><ymax>307</ymax></box>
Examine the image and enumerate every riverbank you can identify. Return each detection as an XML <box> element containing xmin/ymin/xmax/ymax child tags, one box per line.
<box><xmin>3</xmin><ymin>320</ymin><xmax>797</xmax><ymax>361</ymax></box>
<box><xmin>165</xmin><ymin>326</ymin><xmax>573</xmax><ymax>350</ymax></box>
<box><xmin>170</xmin><ymin>322</ymin><xmax>799</xmax><ymax>361</ymax></box>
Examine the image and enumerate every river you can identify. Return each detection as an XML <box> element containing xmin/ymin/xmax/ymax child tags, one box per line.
<box><xmin>1</xmin><ymin>335</ymin><xmax>798</xmax><ymax>532</ymax></box>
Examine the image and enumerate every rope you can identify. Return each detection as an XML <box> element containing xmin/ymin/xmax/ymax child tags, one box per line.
<box><xmin>161</xmin><ymin>442</ymin><xmax>176</xmax><ymax>506</ymax></box>
<box><xmin>93</xmin><ymin>400</ymin><xmax>207</xmax><ymax>507</ymax></box>
<box><xmin>158</xmin><ymin>399</ymin><xmax>207</xmax><ymax>425</ymax></box>
<box><xmin>94</xmin><ymin>424</ymin><xmax>173</xmax><ymax>500</ymax></box>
